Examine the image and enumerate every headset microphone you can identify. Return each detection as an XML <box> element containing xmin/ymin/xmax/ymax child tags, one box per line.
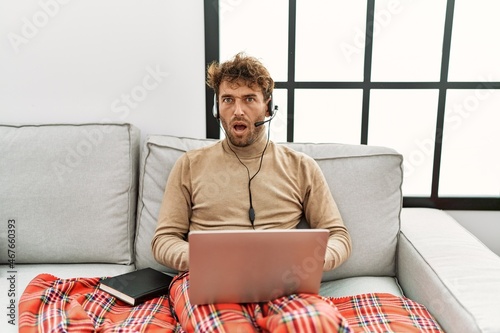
<box><xmin>254</xmin><ymin>106</ymin><xmax>278</xmax><ymax>127</ymax></box>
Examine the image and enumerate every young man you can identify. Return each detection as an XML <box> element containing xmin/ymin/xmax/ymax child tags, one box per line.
<box><xmin>152</xmin><ymin>53</ymin><xmax>352</xmax><ymax>332</ymax></box>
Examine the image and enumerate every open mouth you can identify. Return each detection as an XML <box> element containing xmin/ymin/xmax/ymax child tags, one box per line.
<box><xmin>232</xmin><ymin>123</ymin><xmax>248</xmax><ymax>134</ymax></box>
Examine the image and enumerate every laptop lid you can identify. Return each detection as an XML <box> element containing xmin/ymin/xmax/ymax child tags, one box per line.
<box><xmin>188</xmin><ymin>229</ymin><xmax>328</xmax><ymax>305</ymax></box>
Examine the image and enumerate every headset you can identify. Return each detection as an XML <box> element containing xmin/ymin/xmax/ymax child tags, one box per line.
<box><xmin>212</xmin><ymin>94</ymin><xmax>276</xmax><ymax>121</ymax></box>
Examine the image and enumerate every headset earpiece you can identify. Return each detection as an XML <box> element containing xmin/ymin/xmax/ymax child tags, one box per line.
<box><xmin>212</xmin><ymin>94</ymin><xmax>219</xmax><ymax>119</ymax></box>
<box><xmin>267</xmin><ymin>95</ymin><xmax>275</xmax><ymax>117</ymax></box>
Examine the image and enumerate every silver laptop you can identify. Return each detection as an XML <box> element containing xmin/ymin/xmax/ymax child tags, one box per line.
<box><xmin>188</xmin><ymin>229</ymin><xmax>328</xmax><ymax>305</ymax></box>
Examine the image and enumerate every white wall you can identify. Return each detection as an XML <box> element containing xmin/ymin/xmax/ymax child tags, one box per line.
<box><xmin>0</xmin><ymin>0</ymin><xmax>206</xmax><ymax>139</ymax></box>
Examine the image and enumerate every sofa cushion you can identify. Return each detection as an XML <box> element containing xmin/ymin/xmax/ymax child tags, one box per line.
<box><xmin>135</xmin><ymin>135</ymin><xmax>217</xmax><ymax>274</ymax></box>
<box><xmin>0</xmin><ymin>123</ymin><xmax>140</xmax><ymax>265</ymax></box>
<box><xmin>320</xmin><ymin>276</ymin><xmax>403</xmax><ymax>298</ymax></box>
<box><xmin>135</xmin><ymin>136</ymin><xmax>403</xmax><ymax>279</ymax></box>
<box><xmin>0</xmin><ymin>263</ymin><xmax>135</xmax><ymax>297</ymax></box>
<box><xmin>284</xmin><ymin>142</ymin><xmax>403</xmax><ymax>280</ymax></box>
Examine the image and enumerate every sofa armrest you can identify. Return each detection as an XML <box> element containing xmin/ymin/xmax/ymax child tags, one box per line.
<box><xmin>397</xmin><ymin>208</ymin><xmax>500</xmax><ymax>333</ymax></box>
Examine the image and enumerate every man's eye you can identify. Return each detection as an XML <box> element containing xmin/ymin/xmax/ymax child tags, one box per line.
<box><xmin>246</xmin><ymin>97</ymin><xmax>255</xmax><ymax>102</ymax></box>
<box><xmin>222</xmin><ymin>98</ymin><xmax>232</xmax><ymax>103</ymax></box>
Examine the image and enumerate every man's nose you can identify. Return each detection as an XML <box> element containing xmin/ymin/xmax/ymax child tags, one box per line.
<box><xmin>233</xmin><ymin>99</ymin><xmax>244</xmax><ymax>116</ymax></box>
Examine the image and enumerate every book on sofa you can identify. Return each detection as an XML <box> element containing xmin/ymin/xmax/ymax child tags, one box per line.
<box><xmin>99</xmin><ymin>267</ymin><xmax>173</xmax><ymax>306</ymax></box>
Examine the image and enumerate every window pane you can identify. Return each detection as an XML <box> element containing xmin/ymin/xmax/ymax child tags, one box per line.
<box><xmin>269</xmin><ymin>89</ymin><xmax>288</xmax><ymax>143</ymax></box>
<box><xmin>368</xmin><ymin>90</ymin><xmax>439</xmax><ymax>196</ymax></box>
<box><xmin>371</xmin><ymin>0</ymin><xmax>447</xmax><ymax>82</ymax></box>
<box><xmin>439</xmin><ymin>89</ymin><xmax>500</xmax><ymax>197</ymax></box>
<box><xmin>448</xmin><ymin>0</ymin><xmax>500</xmax><ymax>81</ymax></box>
<box><xmin>295</xmin><ymin>0</ymin><xmax>366</xmax><ymax>81</ymax></box>
<box><xmin>294</xmin><ymin>89</ymin><xmax>363</xmax><ymax>144</ymax></box>
<box><xmin>219</xmin><ymin>0</ymin><xmax>288</xmax><ymax>81</ymax></box>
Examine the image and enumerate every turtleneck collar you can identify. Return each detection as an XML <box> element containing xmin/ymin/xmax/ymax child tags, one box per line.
<box><xmin>222</xmin><ymin>131</ymin><xmax>270</xmax><ymax>159</ymax></box>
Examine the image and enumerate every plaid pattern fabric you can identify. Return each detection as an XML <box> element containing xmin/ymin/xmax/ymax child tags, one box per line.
<box><xmin>19</xmin><ymin>273</ymin><xmax>178</xmax><ymax>333</ymax></box>
<box><xmin>334</xmin><ymin>293</ymin><xmax>443</xmax><ymax>333</ymax></box>
<box><xmin>19</xmin><ymin>273</ymin><xmax>443</xmax><ymax>333</ymax></box>
<box><xmin>170</xmin><ymin>273</ymin><xmax>351</xmax><ymax>332</ymax></box>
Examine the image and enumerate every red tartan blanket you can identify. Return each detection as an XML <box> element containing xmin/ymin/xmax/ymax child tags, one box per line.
<box><xmin>19</xmin><ymin>274</ymin><xmax>443</xmax><ymax>333</ymax></box>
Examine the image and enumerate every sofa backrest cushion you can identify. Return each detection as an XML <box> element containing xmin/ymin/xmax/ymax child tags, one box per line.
<box><xmin>0</xmin><ymin>124</ymin><xmax>140</xmax><ymax>264</ymax></box>
<box><xmin>135</xmin><ymin>136</ymin><xmax>217</xmax><ymax>274</ymax></box>
<box><xmin>285</xmin><ymin>142</ymin><xmax>403</xmax><ymax>280</ymax></box>
<box><xmin>136</xmin><ymin>135</ymin><xmax>403</xmax><ymax>280</ymax></box>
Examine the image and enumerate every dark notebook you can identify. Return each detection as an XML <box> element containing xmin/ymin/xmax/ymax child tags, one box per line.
<box><xmin>99</xmin><ymin>267</ymin><xmax>173</xmax><ymax>306</ymax></box>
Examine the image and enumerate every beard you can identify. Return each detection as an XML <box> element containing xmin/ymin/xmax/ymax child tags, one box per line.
<box><xmin>221</xmin><ymin>117</ymin><xmax>263</xmax><ymax>147</ymax></box>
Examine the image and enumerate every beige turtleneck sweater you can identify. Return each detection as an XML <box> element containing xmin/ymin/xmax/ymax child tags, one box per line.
<box><xmin>151</xmin><ymin>134</ymin><xmax>351</xmax><ymax>272</ymax></box>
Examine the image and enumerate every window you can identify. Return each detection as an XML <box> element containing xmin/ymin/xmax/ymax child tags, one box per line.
<box><xmin>204</xmin><ymin>0</ymin><xmax>500</xmax><ymax>210</ymax></box>
<box><xmin>368</xmin><ymin>89</ymin><xmax>439</xmax><ymax>196</ymax></box>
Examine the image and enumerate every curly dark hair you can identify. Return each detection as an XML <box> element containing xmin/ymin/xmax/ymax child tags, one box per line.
<box><xmin>206</xmin><ymin>52</ymin><xmax>275</xmax><ymax>100</ymax></box>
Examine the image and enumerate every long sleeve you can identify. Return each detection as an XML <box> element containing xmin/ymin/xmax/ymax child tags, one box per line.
<box><xmin>151</xmin><ymin>154</ymin><xmax>191</xmax><ymax>271</ymax></box>
<box><xmin>302</xmin><ymin>159</ymin><xmax>352</xmax><ymax>271</ymax></box>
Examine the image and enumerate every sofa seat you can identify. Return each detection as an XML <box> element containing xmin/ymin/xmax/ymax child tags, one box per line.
<box><xmin>0</xmin><ymin>264</ymin><xmax>135</xmax><ymax>300</ymax></box>
<box><xmin>320</xmin><ymin>276</ymin><xmax>403</xmax><ymax>298</ymax></box>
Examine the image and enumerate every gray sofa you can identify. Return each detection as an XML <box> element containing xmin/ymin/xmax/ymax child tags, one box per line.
<box><xmin>1</xmin><ymin>123</ymin><xmax>499</xmax><ymax>333</ymax></box>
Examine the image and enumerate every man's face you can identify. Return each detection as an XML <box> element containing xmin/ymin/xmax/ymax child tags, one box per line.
<box><xmin>218</xmin><ymin>80</ymin><xmax>269</xmax><ymax>147</ymax></box>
